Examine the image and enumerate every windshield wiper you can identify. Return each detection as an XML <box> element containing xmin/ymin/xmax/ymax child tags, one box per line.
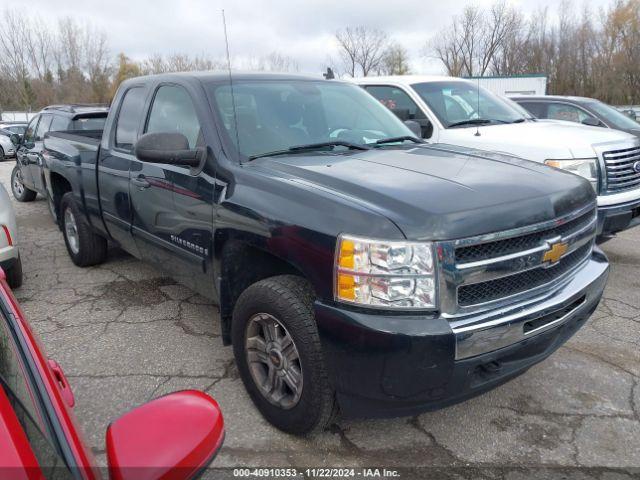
<box><xmin>511</xmin><ymin>118</ymin><xmax>526</xmax><ymax>123</ymax></box>
<box><xmin>249</xmin><ymin>141</ymin><xmax>370</xmax><ymax>160</ymax></box>
<box><xmin>447</xmin><ymin>119</ymin><xmax>492</xmax><ymax>128</ymax></box>
<box><xmin>374</xmin><ymin>136</ymin><xmax>425</xmax><ymax>146</ymax></box>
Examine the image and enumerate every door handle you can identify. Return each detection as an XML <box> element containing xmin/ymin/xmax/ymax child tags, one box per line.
<box><xmin>48</xmin><ymin>359</ymin><xmax>75</xmax><ymax>408</ymax></box>
<box><xmin>131</xmin><ymin>176</ymin><xmax>150</xmax><ymax>189</ymax></box>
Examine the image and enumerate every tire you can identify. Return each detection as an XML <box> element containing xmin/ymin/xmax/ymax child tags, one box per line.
<box><xmin>11</xmin><ymin>166</ymin><xmax>37</xmax><ymax>202</ymax></box>
<box><xmin>5</xmin><ymin>256</ymin><xmax>23</xmax><ymax>289</ymax></box>
<box><xmin>232</xmin><ymin>275</ymin><xmax>337</xmax><ymax>435</ymax></box>
<box><xmin>0</xmin><ymin>147</ymin><xmax>4</xmax><ymax>162</ymax></box>
<box><xmin>60</xmin><ymin>192</ymin><xmax>107</xmax><ymax>267</ymax></box>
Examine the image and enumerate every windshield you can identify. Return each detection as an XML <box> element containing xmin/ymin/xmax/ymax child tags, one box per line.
<box><xmin>586</xmin><ymin>101</ymin><xmax>639</xmax><ymax>130</ymax></box>
<box><xmin>209</xmin><ymin>80</ymin><xmax>414</xmax><ymax>160</ymax></box>
<box><xmin>411</xmin><ymin>81</ymin><xmax>525</xmax><ymax>127</ymax></box>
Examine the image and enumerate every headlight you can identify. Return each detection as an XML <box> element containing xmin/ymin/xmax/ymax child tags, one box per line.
<box><xmin>335</xmin><ymin>234</ymin><xmax>436</xmax><ymax>309</ymax></box>
<box><xmin>544</xmin><ymin>158</ymin><xmax>598</xmax><ymax>192</ymax></box>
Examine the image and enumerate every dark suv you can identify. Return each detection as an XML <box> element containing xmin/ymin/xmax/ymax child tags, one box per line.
<box><xmin>11</xmin><ymin>104</ymin><xmax>108</xmax><ymax>209</ymax></box>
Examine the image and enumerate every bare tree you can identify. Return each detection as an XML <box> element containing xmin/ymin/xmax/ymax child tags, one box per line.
<box><xmin>380</xmin><ymin>43</ymin><xmax>411</xmax><ymax>75</ymax></box>
<box><xmin>335</xmin><ymin>26</ymin><xmax>389</xmax><ymax>76</ymax></box>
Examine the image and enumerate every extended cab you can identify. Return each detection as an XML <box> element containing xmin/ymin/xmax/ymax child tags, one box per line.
<box><xmin>39</xmin><ymin>73</ymin><xmax>608</xmax><ymax>434</ymax></box>
<box><xmin>352</xmin><ymin>76</ymin><xmax>640</xmax><ymax>236</ymax></box>
<box><xmin>10</xmin><ymin>104</ymin><xmax>108</xmax><ymax>214</ymax></box>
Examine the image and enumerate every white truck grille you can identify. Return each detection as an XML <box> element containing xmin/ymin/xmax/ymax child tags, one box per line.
<box><xmin>603</xmin><ymin>146</ymin><xmax>640</xmax><ymax>193</ymax></box>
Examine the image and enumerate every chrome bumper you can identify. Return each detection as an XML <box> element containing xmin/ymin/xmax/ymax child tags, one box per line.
<box><xmin>451</xmin><ymin>247</ymin><xmax>608</xmax><ymax>360</ymax></box>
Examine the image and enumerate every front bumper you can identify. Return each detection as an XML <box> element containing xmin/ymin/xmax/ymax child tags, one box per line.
<box><xmin>315</xmin><ymin>248</ymin><xmax>609</xmax><ymax>418</ymax></box>
<box><xmin>597</xmin><ymin>198</ymin><xmax>640</xmax><ymax>235</ymax></box>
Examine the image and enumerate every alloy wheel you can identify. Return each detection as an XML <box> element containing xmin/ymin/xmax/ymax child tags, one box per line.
<box><xmin>64</xmin><ymin>208</ymin><xmax>80</xmax><ymax>255</ymax></box>
<box><xmin>245</xmin><ymin>313</ymin><xmax>303</xmax><ymax>410</ymax></box>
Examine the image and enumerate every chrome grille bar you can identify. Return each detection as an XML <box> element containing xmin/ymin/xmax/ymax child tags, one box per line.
<box><xmin>603</xmin><ymin>146</ymin><xmax>640</xmax><ymax>193</ymax></box>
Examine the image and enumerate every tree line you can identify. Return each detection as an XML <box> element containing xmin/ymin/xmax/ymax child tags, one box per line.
<box><xmin>0</xmin><ymin>10</ymin><xmax>300</xmax><ymax>112</ymax></box>
<box><xmin>428</xmin><ymin>0</ymin><xmax>640</xmax><ymax>105</ymax></box>
<box><xmin>2</xmin><ymin>0</ymin><xmax>640</xmax><ymax>111</ymax></box>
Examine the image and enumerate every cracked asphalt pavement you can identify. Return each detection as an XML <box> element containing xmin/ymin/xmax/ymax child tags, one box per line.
<box><xmin>1</xmin><ymin>161</ymin><xmax>639</xmax><ymax>477</ymax></box>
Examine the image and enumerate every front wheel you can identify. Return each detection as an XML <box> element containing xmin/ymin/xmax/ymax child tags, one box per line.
<box><xmin>232</xmin><ymin>275</ymin><xmax>337</xmax><ymax>435</ymax></box>
<box><xmin>60</xmin><ymin>192</ymin><xmax>107</xmax><ymax>267</ymax></box>
<box><xmin>11</xmin><ymin>166</ymin><xmax>37</xmax><ymax>202</ymax></box>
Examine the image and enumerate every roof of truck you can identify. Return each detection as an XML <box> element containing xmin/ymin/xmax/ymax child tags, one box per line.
<box><xmin>126</xmin><ymin>71</ymin><xmax>328</xmax><ymax>84</ymax></box>
<box><xmin>510</xmin><ymin>95</ymin><xmax>597</xmax><ymax>103</ymax></box>
<box><xmin>349</xmin><ymin>75</ymin><xmax>467</xmax><ymax>86</ymax></box>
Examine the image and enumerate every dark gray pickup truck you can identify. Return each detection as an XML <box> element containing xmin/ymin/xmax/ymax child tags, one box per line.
<box><xmin>13</xmin><ymin>73</ymin><xmax>609</xmax><ymax>434</ymax></box>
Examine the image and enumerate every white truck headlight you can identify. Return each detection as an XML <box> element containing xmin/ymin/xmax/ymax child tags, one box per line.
<box><xmin>335</xmin><ymin>234</ymin><xmax>436</xmax><ymax>309</ymax></box>
<box><xmin>545</xmin><ymin>159</ymin><xmax>598</xmax><ymax>192</ymax></box>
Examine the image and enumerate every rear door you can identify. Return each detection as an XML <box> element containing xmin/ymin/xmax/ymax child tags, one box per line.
<box><xmin>131</xmin><ymin>83</ymin><xmax>215</xmax><ymax>297</ymax></box>
<box><xmin>98</xmin><ymin>85</ymin><xmax>149</xmax><ymax>257</ymax></box>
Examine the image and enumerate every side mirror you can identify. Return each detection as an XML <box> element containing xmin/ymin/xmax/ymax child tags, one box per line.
<box><xmin>9</xmin><ymin>134</ymin><xmax>20</xmax><ymax>146</ymax></box>
<box><xmin>391</xmin><ymin>108</ymin><xmax>411</xmax><ymax>121</ymax></box>
<box><xmin>134</xmin><ymin>132</ymin><xmax>204</xmax><ymax>167</ymax></box>
<box><xmin>581</xmin><ymin>117</ymin><xmax>601</xmax><ymax>127</ymax></box>
<box><xmin>107</xmin><ymin>390</ymin><xmax>224</xmax><ymax>480</ymax></box>
<box><xmin>404</xmin><ymin>120</ymin><xmax>422</xmax><ymax>138</ymax></box>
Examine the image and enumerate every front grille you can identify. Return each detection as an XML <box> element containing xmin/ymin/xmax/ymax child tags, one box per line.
<box><xmin>603</xmin><ymin>146</ymin><xmax>640</xmax><ymax>193</ymax></box>
<box><xmin>455</xmin><ymin>210</ymin><xmax>595</xmax><ymax>263</ymax></box>
<box><xmin>458</xmin><ymin>243</ymin><xmax>591</xmax><ymax>306</ymax></box>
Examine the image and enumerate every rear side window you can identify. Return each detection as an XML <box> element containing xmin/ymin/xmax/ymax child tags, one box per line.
<box><xmin>72</xmin><ymin>116</ymin><xmax>106</xmax><ymax>131</ymax></box>
<box><xmin>34</xmin><ymin>115</ymin><xmax>52</xmax><ymax>140</ymax></box>
<box><xmin>365</xmin><ymin>85</ymin><xmax>426</xmax><ymax>120</ymax></box>
<box><xmin>518</xmin><ymin>102</ymin><xmax>547</xmax><ymax>119</ymax></box>
<box><xmin>146</xmin><ymin>85</ymin><xmax>201</xmax><ymax>148</ymax></box>
<box><xmin>115</xmin><ymin>87</ymin><xmax>147</xmax><ymax>150</ymax></box>
<box><xmin>49</xmin><ymin>115</ymin><xmax>70</xmax><ymax>132</ymax></box>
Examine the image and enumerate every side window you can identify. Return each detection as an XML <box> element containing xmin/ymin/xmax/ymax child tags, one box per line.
<box><xmin>146</xmin><ymin>85</ymin><xmax>202</xmax><ymax>148</ymax></box>
<box><xmin>518</xmin><ymin>102</ymin><xmax>547</xmax><ymax>119</ymax></box>
<box><xmin>547</xmin><ymin>103</ymin><xmax>594</xmax><ymax>124</ymax></box>
<box><xmin>34</xmin><ymin>115</ymin><xmax>52</xmax><ymax>141</ymax></box>
<box><xmin>365</xmin><ymin>86</ymin><xmax>426</xmax><ymax>121</ymax></box>
<box><xmin>0</xmin><ymin>315</ymin><xmax>72</xmax><ymax>478</ymax></box>
<box><xmin>49</xmin><ymin>115</ymin><xmax>70</xmax><ymax>132</ymax></box>
<box><xmin>115</xmin><ymin>87</ymin><xmax>147</xmax><ymax>151</ymax></box>
<box><xmin>23</xmin><ymin>116</ymin><xmax>40</xmax><ymax>143</ymax></box>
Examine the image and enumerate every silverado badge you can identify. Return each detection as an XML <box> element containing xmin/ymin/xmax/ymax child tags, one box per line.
<box><xmin>543</xmin><ymin>241</ymin><xmax>568</xmax><ymax>266</ymax></box>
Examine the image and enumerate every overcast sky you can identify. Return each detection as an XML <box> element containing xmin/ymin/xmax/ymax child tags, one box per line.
<box><xmin>3</xmin><ymin>0</ymin><xmax>613</xmax><ymax>75</ymax></box>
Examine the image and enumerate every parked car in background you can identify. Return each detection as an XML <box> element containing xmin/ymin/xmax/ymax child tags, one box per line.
<box><xmin>0</xmin><ymin>129</ymin><xmax>17</xmax><ymax>161</ymax></box>
<box><xmin>512</xmin><ymin>96</ymin><xmax>640</xmax><ymax>138</ymax></box>
<box><xmin>353</xmin><ymin>76</ymin><xmax>640</xmax><ymax>236</ymax></box>
<box><xmin>11</xmin><ymin>104</ymin><xmax>108</xmax><ymax>218</ymax></box>
<box><xmin>0</xmin><ymin>267</ymin><xmax>225</xmax><ymax>479</ymax></box>
<box><xmin>0</xmin><ymin>183</ymin><xmax>22</xmax><ymax>288</ymax></box>
<box><xmin>0</xmin><ymin>121</ymin><xmax>28</xmax><ymax>141</ymax></box>
<box><xmin>38</xmin><ymin>72</ymin><xmax>608</xmax><ymax>435</ymax></box>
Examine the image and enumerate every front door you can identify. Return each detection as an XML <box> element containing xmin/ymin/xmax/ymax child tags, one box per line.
<box><xmin>98</xmin><ymin>85</ymin><xmax>148</xmax><ymax>257</ymax></box>
<box><xmin>131</xmin><ymin>84</ymin><xmax>215</xmax><ymax>298</ymax></box>
<box><xmin>27</xmin><ymin>113</ymin><xmax>52</xmax><ymax>193</ymax></box>
<box><xmin>16</xmin><ymin>115</ymin><xmax>40</xmax><ymax>189</ymax></box>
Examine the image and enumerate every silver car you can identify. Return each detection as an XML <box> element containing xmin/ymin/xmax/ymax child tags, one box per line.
<box><xmin>0</xmin><ymin>132</ymin><xmax>17</xmax><ymax>161</ymax></box>
<box><xmin>0</xmin><ymin>182</ymin><xmax>22</xmax><ymax>287</ymax></box>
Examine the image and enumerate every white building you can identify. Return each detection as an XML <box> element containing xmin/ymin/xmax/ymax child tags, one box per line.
<box><xmin>1</xmin><ymin>111</ymin><xmax>37</xmax><ymax>122</ymax></box>
<box><xmin>464</xmin><ymin>74</ymin><xmax>548</xmax><ymax>96</ymax></box>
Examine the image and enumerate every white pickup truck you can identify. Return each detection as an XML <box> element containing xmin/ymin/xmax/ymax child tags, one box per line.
<box><xmin>352</xmin><ymin>75</ymin><xmax>640</xmax><ymax>236</ymax></box>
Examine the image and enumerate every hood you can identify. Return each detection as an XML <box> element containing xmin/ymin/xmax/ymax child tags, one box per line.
<box><xmin>254</xmin><ymin>145</ymin><xmax>595</xmax><ymax>240</ymax></box>
<box><xmin>441</xmin><ymin>120</ymin><xmax>639</xmax><ymax>162</ymax></box>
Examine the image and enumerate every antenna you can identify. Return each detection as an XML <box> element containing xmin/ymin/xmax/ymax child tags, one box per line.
<box><xmin>474</xmin><ymin>76</ymin><xmax>481</xmax><ymax>137</ymax></box>
<box><xmin>222</xmin><ymin>10</ymin><xmax>241</xmax><ymax>162</ymax></box>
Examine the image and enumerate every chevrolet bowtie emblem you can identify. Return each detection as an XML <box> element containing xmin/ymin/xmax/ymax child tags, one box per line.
<box><xmin>543</xmin><ymin>241</ymin><xmax>568</xmax><ymax>265</ymax></box>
